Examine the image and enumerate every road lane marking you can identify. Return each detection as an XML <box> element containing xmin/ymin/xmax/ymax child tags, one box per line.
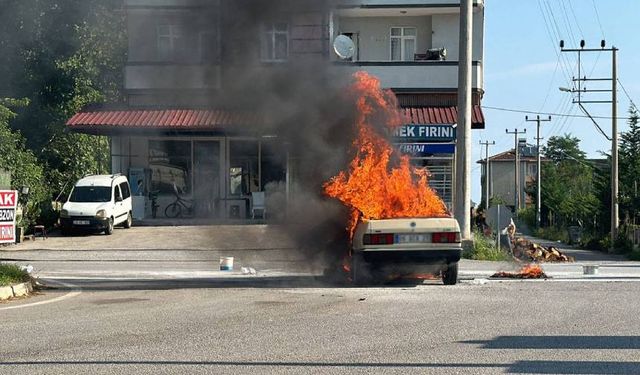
<box><xmin>0</xmin><ymin>280</ymin><xmax>81</xmax><ymax>311</ymax></box>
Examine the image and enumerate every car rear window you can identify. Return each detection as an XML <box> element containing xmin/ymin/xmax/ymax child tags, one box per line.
<box><xmin>69</xmin><ymin>187</ymin><xmax>112</xmax><ymax>203</ymax></box>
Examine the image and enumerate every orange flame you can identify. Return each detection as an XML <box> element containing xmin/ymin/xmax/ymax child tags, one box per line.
<box><xmin>518</xmin><ymin>264</ymin><xmax>546</xmax><ymax>278</ymax></box>
<box><xmin>323</xmin><ymin>71</ymin><xmax>449</xmax><ymax>237</ymax></box>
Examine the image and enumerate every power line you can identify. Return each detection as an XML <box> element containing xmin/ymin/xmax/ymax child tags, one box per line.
<box><xmin>483</xmin><ymin>105</ymin><xmax>631</xmax><ymax>120</ymax></box>
<box><xmin>618</xmin><ymin>78</ymin><xmax>639</xmax><ymax>113</ymax></box>
<box><xmin>592</xmin><ymin>0</ymin><xmax>606</xmax><ymax>39</ymax></box>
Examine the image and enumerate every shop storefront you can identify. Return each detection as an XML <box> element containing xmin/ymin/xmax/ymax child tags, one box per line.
<box><xmin>393</xmin><ymin>124</ymin><xmax>456</xmax><ymax>210</ymax></box>
<box><xmin>68</xmin><ymin>109</ymin><xmax>289</xmax><ymax>221</ymax></box>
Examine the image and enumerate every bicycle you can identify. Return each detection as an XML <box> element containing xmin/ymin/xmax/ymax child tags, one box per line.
<box><xmin>164</xmin><ymin>184</ymin><xmax>194</xmax><ymax>218</ymax></box>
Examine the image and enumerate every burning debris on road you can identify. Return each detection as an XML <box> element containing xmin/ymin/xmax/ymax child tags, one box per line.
<box><xmin>491</xmin><ymin>264</ymin><xmax>549</xmax><ymax>279</ymax></box>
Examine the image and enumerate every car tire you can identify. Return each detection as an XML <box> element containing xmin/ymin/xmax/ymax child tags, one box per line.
<box><xmin>165</xmin><ymin>203</ymin><xmax>181</xmax><ymax>218</ymax></box>
<box><xmin>442</xmin><ymin>262</ymin><xmax>458</xmax><ymax>285</ymax></box>
<box><xmin>123</xmin><ymin>212</ymin><xmax>132</xmax><ymax>228</ymax></box>
<box><xmin>105</xmin><ymin>217</ymin><xmax>114</xmax><ymax>235</ymax></box>
<box><xmin>351</xmin><ymin>254</ymin><xmax>374</xmax><ymax>286</ymax></box>
<box><xmin>61</xmin><ymin>228</ymin><xmax>71</xmax><ymax>236</ymax></box>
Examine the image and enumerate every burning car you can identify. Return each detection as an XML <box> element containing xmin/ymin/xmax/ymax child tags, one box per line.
<box><xmin>351</xmin><ymin>217</ymin><xmax>461</xmax><ymax>285</ymax></box>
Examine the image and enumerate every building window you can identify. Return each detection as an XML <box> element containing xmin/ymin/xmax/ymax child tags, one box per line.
<box><xmin>390</xmin><ymin>27</ymin><xmax>416</xmax><ymax>61</ymax></box>
<box><xmin>157</xmin><ymin>24</ymin><xmax>185</xmax><ymax>61</ymax></box>
<box><xmin>149</xmin><ymin>140</ymin><xmax>192</xmax><ymax>195</ymax></box>
<box><xmin>261</xmin><ymin>22</ymin><xmax>289</xmax><ymax>62</ymax></box>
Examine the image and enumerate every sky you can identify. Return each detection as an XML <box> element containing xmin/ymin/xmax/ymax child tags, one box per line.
<box><xmin>472</xmin><ymin>0</ymin><xmax>640</xmax><ymax>203</ymax></box>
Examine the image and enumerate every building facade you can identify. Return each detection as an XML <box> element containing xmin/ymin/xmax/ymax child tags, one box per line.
<box><xmin>478</xmin><ymin>145</ymin><xmax>548</xmax><ymax>211</ymax></box>
<box><xmin>67</xmin><ymin>0</ymin><xmax>486</xmax><ymax>220</ymax></box>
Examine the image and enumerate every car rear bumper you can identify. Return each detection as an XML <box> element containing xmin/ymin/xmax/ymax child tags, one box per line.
<box><xmin>358</xmin><ymin>249</ymin><xmax>462</xmax><ymax>264</ymax></box>
<box><xmin>60</xmin><ymin>217</ymin><xmax>109</xmax><ymax>231</ymax></box>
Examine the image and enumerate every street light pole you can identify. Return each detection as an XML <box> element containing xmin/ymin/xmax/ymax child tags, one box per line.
<box><xmin>525</xmin><ymin>115</ymin><xmax>551</xmax><ymax>228</ymax></box>
<box><xmin>506</xmin><ymin>128</ymin><xmax>526</xmax><ymax>216</ymax></box>
<box><xmin>479</xmin><ymin>140</ymin><xmax>495</xmax><ymax>209</ymax></box>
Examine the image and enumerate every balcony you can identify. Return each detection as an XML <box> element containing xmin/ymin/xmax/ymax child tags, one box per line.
<box><xmin>331</xmin><ymin>60</ymin><xmax>482</xmax><ymax>91</ymax></box>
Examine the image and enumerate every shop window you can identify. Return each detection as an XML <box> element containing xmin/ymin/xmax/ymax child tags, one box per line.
<box><xmin>260</xmin><ymin>140</ymin><xmax>286</xmax><ymax>189</ymax></box>
<box><xmin>229</xmin><ymin>140</ymin><xmax>259</xmax><ymax>196</ymax></box>
<box><xmin>149</xmin><ymin>140</ymin><xmax>192</xmax><ymax>195</ymax></box>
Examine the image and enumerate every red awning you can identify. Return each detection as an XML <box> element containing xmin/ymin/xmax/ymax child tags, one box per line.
<box><xmin>66</xmin><ymin>109</ymin><xmax>262</xmax><ymax>134</ymax></box>
<box><xmin>402</xmin><ymin>105</ymin><xmax>485</xmax><ymax>129</ymax></box>
<box><xmin>67</xmin><ymin>106</ymin><xmax>485</xmax><ymax>134</ymax></box>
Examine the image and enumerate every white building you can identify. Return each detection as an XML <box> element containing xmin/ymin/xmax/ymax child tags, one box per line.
<box><xmin>67</xmin><ymin>0</ymin><xmax>486</xmax><ymax>221</ymax></box>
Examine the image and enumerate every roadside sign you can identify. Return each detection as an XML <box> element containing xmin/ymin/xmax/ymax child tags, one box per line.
<box><xmin>0</xmin><ymin>190</ymin><xmax>18</xmax><ymax>244</ymax></box>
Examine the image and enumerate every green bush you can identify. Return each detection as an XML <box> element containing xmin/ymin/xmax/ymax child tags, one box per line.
<box><xmin>628</xmin><ymin>251</ymin><xmax>640</xmax><ymax>261</ymax></box>
<box><xmin>517</xmin><ymin>206</ymin><xmax>536</xmax><ymax>229</ymax></box>
<box><xmin>0</xmin><ymin>263</ymin><xmax>30</xmax><ymax>286</ymax></box>
<box><xmin>463</xmin><ymin>231</ymin><xmax>511</xmax><ymax>261</ymax></box>
<box><xmin>535</xmin><ymin>226</ymin><xmax>570</xmax><ymax>243</ymax></box>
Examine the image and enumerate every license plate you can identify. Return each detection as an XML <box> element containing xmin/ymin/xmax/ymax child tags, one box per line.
<box><xmin>396</xmin><ymin>234</ymin><xmax>429</xmax><ymax>244</ymax></box>
<box><xmin>73</xmin><ymin>220</ymin><xmax>90</xmax><ymax>225</ymax></box>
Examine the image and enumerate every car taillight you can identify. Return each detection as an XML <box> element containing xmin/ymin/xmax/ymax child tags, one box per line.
<box><xmin>363</xmin><ymin>233</ymin><xmax>395</xmax><ymax>245</ymax></box>
<box><xmin>432</xmin><ymin>232</ymin><xmax>460</xmax><ymax>243</ymax></box>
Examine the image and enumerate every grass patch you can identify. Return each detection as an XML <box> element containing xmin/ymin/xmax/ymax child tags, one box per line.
<box><xmin>463</xmin><ymin>231</ymin><xmax>511</xmax><ymax>261</ymax></box>
<box><xmin>0</xmin><ymin>263</ymin><xmax>30</xmax><ymax>286</ymax></box>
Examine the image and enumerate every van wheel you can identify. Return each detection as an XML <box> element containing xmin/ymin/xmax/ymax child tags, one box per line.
<box><xmin>442</xmin><ymin>262</ymin><xmax>458</xmax><ymax>285</ymax></box>
<box><xmin>124</xmin><ymin>212</ymin><xmax>132</xmax><ymax>228</ymax></box>
<box><xmin>105</xmin><ymin>218</ymin><xmax>114</xmax><ymax>235</ymax></box>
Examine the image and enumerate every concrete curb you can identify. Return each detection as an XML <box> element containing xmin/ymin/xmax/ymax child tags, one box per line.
<box><xmin>0</xmin><ymin>280</ymin><xmax>35</xmax><ymax>300</ymax></box>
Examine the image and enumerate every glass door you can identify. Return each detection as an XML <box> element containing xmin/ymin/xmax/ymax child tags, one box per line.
<box><xmin>194</xmin><ymin>141</ymin><xmax>221</xmax><ymax>218</ymax></box>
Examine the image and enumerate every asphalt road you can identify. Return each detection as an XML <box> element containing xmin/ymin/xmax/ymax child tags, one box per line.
<box><xmin>2</xmin><ymin>279</ymin><xmax>640</xmax><ymax>374</ymax></box>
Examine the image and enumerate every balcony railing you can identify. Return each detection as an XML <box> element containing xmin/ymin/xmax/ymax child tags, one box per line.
<box><xmin>331</xmin><ymin>60</ymin><xmax>483</xmax><ymax>91</ymax></box>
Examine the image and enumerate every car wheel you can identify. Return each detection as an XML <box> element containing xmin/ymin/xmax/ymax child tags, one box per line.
<box><xmin>61</xmin><ymin>228</ymin><xmax>71</xmax><ymax>236</ymax></box>
<box><xmin>351</xmin><ymin>254</ymin><xmax>374</xmax><ymax>286</ymax></box>
<box><xmin>105</xmin><ymin>217</ymin><xmax>114</xmax><ymax>235</ymax></box>
<box><xmin>442</xmin><ymin>262</ymin><xmax>458</xmax><ymax>285</ymax></box>
<box><xmin>123</xmin><ymin>212</ymin><xmax>132</xmax><ymax>228</ymax></box>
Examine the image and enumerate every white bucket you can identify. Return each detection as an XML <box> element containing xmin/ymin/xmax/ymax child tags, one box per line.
<box><xmin>220</xmin><ymin>257</ymin><xmax>234</xmax><ymax>271</ymax></box>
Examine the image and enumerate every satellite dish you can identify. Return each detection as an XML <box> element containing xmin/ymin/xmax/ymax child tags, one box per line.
<box><xmin>333</xmin><ymin>35</ymin><xmax>355</xmax><ymax>60</ymax></box>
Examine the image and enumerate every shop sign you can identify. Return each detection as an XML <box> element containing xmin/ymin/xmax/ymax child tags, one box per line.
<box><xmin>396</xmin><ymin>143</ymin><xmax>455</xmax><ymax>156</ymax></box>
<box><xmin>393</xmin><ymin>124</ymin><xmax>456</xmax><ymax>142</ymax></box>
<box><xmin>0</xmin><ymin>190</ymin><xmax>17</xmax><ymax>244</ymax></box>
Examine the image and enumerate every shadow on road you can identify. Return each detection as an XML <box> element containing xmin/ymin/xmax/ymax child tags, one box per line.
<box><xmin>0</xmin><ymin>360</ymin><xmax>636</xmax><ymax>374</ymax></box>
<box><xmin>42</xmin><ymin>276</ymin><xmax>430</xmax><ymax>291</ymax></box>
<box><xmin>463</xmin><ymin>335</ymin><xmax>640</xmax><ymax>349</ymax></box>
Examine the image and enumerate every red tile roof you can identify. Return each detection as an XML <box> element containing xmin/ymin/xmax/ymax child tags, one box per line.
<box><xmin>66</xmin><ymin>109</ymin><xmax>262</xmax><ymax>133</ymax></box>
<box><xmin>402</xmin><ymin>105</ymin><xmax>485</xmax><ymax>129</ymax></box>
<box><xmin>67</xmin><ymin>106</ymin><xmax>485</xmax><ymax>133</ymax></box>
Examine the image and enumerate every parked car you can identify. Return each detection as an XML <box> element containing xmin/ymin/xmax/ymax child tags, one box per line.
<box><xmin>59</xmin><ymin>174</ymin><xmax>133</xmax><ymax>235</ymax></box>
<box><xmin>351</xmin><ymin>217</ymin><xmax>462</xmax><ymax>285</ymax></box>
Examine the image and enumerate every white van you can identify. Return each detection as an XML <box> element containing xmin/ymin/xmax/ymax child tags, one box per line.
<box><xmin>60</xmin><ymin>174</ymin><xmax>133</xmax><ymax>235</ymax></box>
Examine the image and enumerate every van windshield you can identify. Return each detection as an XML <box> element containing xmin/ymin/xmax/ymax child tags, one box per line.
<box><xmin>69</xmin><ymin>186</ymin><xmax>112</xmax><ymax>203</ymax></box>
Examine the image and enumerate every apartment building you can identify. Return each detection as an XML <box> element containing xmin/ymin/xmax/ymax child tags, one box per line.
<box><xmin>67</xmin><ymin>0</ymin><xmax>486</xmax><ymax>220</ymax></box>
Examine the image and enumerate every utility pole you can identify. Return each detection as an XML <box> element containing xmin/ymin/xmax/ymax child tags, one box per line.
<box><xmin>525</xmin><ymin>115</ymin><xmax>551</xmax><ymax>228</ymax></box>
<box><xmin>455</xmin><ymin>0</ymin><xmax>473</xmax><ymax>240</ymax></box>
<box><xmin>479</xmin><ymin>140</ymin><xmax>495</xmax><ymax>209</ymax></box>
<box><xmin>506</xmin><ymin>129</ymin><xmax>526</xmax><ymax>215</ymax></box>
<box><xmin>560</xmin><ymin>39</ymin><xmax>618</xmax><ymax>251</ymax></box>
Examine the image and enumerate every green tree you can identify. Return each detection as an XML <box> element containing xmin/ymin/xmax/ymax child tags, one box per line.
<box><xmin>0</xmin><ymin>99</ymin><xmax>47</xmax><ymax>228</ymax></box>
<box><xmin>0</xmin><ymin>1</ymin><xmax>125</xmax><ymax>197</ymax></box>
<box><xmin>619</xmin><ymin>106</ymin><xmax>640</xmax><ymax>224</ymax></box>
<box><xmin>541</xmin><ymin>134</ymin><xmax>600</xmax><ymax>229</ymax></box>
